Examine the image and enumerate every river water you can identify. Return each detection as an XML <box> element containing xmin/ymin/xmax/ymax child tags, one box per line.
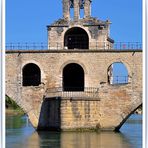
<box><xmin>6</xmin><ymin>114</ymin><xmax>142</xmax><ymax>148</ymax></box>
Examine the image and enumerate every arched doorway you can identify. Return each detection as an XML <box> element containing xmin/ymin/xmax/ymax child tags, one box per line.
<box><xmin>23</xmin><ymin>63</ymin><xmax>41</xmax><ymax>86</ymax></box>
<box><xmin>63</xmin><ymin>63</ymin><xmax>84</xmax><ymax>91</ymax></box>
<box><xmin>64</xmin><ymin>27</ymin><xmax>89</xmax><ymax>49</ymax></box>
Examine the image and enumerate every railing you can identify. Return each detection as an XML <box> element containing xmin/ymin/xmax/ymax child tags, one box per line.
<box><xmin>6</xmin><ymin>42</ymin><xmax>48</xmax><ymax>50</ymax></box>
<box><xmin>110</xmin><ymin>76</ymin><xmax>128</xmax><ymax>84</ymax></box>
<box><xmin>5</xmin><ymin>42</ymin><xmax>142</xmax><ymax>51</ymax></box>
<box><xmin>113</xmin><ymin>42</ymin><xmax>142</xmax><ymax>50</ymax></box>
<box><xmin>45</xmin><ymin>87</ymin><xmax>100</xmax><ymax>100</ymax></box>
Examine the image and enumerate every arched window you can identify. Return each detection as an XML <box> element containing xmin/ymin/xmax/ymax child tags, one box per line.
<box><xmin>63</xmin><ymin>63</ymin><xmax>84</xmax><ymax>91</ymax></box>
<box><xmin>107</xmin><ymin>62</ymin><xmax>128</xmax><ymax>85</ymax></box>
<box><xmin>22</xmin><ymin>63</ymin><xmax>41</xmax><ymax>86</ymax></box>
<box><xmin>64</xmin><ymin>27</ymin><xmax>89</xmax><ymax>49</ymax></box>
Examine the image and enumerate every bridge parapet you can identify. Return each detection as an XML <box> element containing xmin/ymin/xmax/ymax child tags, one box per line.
<box><xmin>45</xmin><ymin>87</ymin><xmax>100</xmax><ymax>100</ymax></box>
<box><xmin>6</xmin><ymin>42</ymin><xmax>142</xmax><ymax>51</ymax></box>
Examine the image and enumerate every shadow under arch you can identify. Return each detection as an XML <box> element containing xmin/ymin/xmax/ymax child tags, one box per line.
<box><xmin>115</xmin><ymin>104</ymin><xmax>142</xmax><ymax>132</ymax></box>
<box><xmin>64</xmin><ymin>27</ymin><xmax>89</xmax><ymax>49</ymax></box>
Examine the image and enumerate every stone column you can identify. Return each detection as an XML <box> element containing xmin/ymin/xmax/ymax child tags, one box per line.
<box><xmin>84</xmin><ymin>0</ymin><xmax>91</xmax><ymax>18</ymax></box>
<box><xmin>63</xmin><ymin>0</ymin><xmax>70</xmax><ymax>20</ymax></box>
<box><xmin>74</xmin><ymin>0</ymin><xmax>80</xmax><ymax>21</ymax></box>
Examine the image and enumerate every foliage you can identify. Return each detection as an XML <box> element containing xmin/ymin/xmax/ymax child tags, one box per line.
<box><xmin>6</xmin><ymin>95</ymin><xmax>21</xmax><ymax>110</ymax></box>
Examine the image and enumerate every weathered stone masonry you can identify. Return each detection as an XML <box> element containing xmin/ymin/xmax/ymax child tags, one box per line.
<box><xmin>6</xmin><ymin>0</ymin><xmax>142</xmax><ymax>131</ymax></box>
<box><xmin>6</xmin><ymin>50</ymin><xmax>142</xmax><ymax>130</ymax></box>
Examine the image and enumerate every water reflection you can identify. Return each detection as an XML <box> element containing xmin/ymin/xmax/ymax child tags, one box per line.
<box><xmin>6</xmin><ymin>115</ymin><xmax>26</xmax><ymax>129</ymax></box>
<box><xmin>6</xmin><ymin>114</ymin><xmax>142</xmax><ymax>148</ymax></box>
<box><xmin>27</xmin><ymin>131</ymin><xmax>132</xmax><ymax>148</ymax></box>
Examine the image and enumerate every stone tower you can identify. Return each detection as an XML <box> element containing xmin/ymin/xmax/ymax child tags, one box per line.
<box><xmin>47</xmin><ymin>0</ymin><xmax>114</xmax><ymax>50</ymax></box>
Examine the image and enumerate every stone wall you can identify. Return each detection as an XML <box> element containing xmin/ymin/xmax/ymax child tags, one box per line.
<box><xmin>60</xmin><ymin>84</ymin><xmax>142</xmax><ymax>130</ymax></box>
<box><xmin>5</xmin><ymin>50</ymin><xmax>142</xmax><ymax>130</ymax></box>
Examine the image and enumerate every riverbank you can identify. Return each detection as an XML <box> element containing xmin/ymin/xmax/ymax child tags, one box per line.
<box><xmin>6</xmin><ymin>108</ymin><xmax>25</xmax><ymax>116</ymax></box>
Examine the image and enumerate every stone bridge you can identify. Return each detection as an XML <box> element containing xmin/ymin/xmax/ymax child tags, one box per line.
<box><xmin>6</xmin><ymin>49</ymin><xmax>142</xmax><ymax>131</ymax></box>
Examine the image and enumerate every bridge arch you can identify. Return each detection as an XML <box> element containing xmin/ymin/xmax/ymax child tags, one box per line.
<box><xmin>63</xmin><ymin>63</ymin><xmax>85</xmax><ymax>91</ymax></box>
<box><xmin>64</xmin><ymin>27</ymin><xmax>89</xmax><ymax>49</ymax></box>
<box><xmin>59</xmin><ymin>60</ymin><xmax>87</xmax><ymax>75</ymax></box>
<box><xmin>106</xmin><ymin>59</ymin><xmax>132</xmax><ymax>77</ymax></box>
<box><xmin>115</xmin><ymin>103</ymin><xmax>142</xmax><ymax>131</ymax></box>
<box><xmin>22</xmin><ymin>63</ymin><xmax>41</xmax><ymax>86</ymax></box>
<box><xmin>107</xmin><ymin>62</ymin><xmax>129</xmax><ymax>84</ymax></box>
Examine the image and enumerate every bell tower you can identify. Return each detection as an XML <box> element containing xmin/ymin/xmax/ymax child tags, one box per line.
<box><xmin>84</xmin><ymin>0</ymin><xmax>91</xmax><ymax>18</ymax></box>
<box><xmin>63</xmin><ymin>0</ymin><xmax>92</xmax><ymax>20</ymax></box>
<box><xmin>47</xmin><ymin>0</ymin><xmax>114</xmax><ymax>50</ymax></box>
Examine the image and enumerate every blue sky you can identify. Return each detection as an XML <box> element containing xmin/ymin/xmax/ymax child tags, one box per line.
<box><xmin>6</xmin><ymin>0</ymin><xmax>142</xmax><ymax>43</ymax></box>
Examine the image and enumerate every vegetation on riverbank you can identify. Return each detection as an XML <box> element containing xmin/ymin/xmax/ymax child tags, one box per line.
<box><xmin>6</xmin><ymin>109</ymin><xmax>25</xmax><ymax>116</ymax></box>
<box><xmin>6</xmin><ymin>95</ymin><xmax>25</xmax><ymax>116</ymax></box>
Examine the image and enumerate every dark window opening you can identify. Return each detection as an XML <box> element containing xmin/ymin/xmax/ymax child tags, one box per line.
<box><xmin>23</xmin><ymin>63</ymin><xmax>41</xmax><ymax>86</ymax></box>
<box><xmin>64</xmin><ymin>27</ymin><xmax>89</xmax><ymax>49</ymax></box>
<box><xmin>63</xmin><ymin>63</ymin><xmax>84</xmax><ymax>91</ymax></box>
<box><xmin>107</xmin><ymin>62</ymin><xmax>128</xmax><ymax>85</ymax></box>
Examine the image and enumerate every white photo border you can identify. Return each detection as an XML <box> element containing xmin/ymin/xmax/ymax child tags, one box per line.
<box><xmin>1</xmin><ymin>0</ymin><xmax>5</xmax><ymax>147</ymax></box>
<box><xmin>2</xmin><ymin>0</ymin><xmax>146</xmax><ymax>148</ymax></box>
<box><xmin>143</xmin><ymin>0</ymin><xmax>147</xmax><ymax>148</ymax></box>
